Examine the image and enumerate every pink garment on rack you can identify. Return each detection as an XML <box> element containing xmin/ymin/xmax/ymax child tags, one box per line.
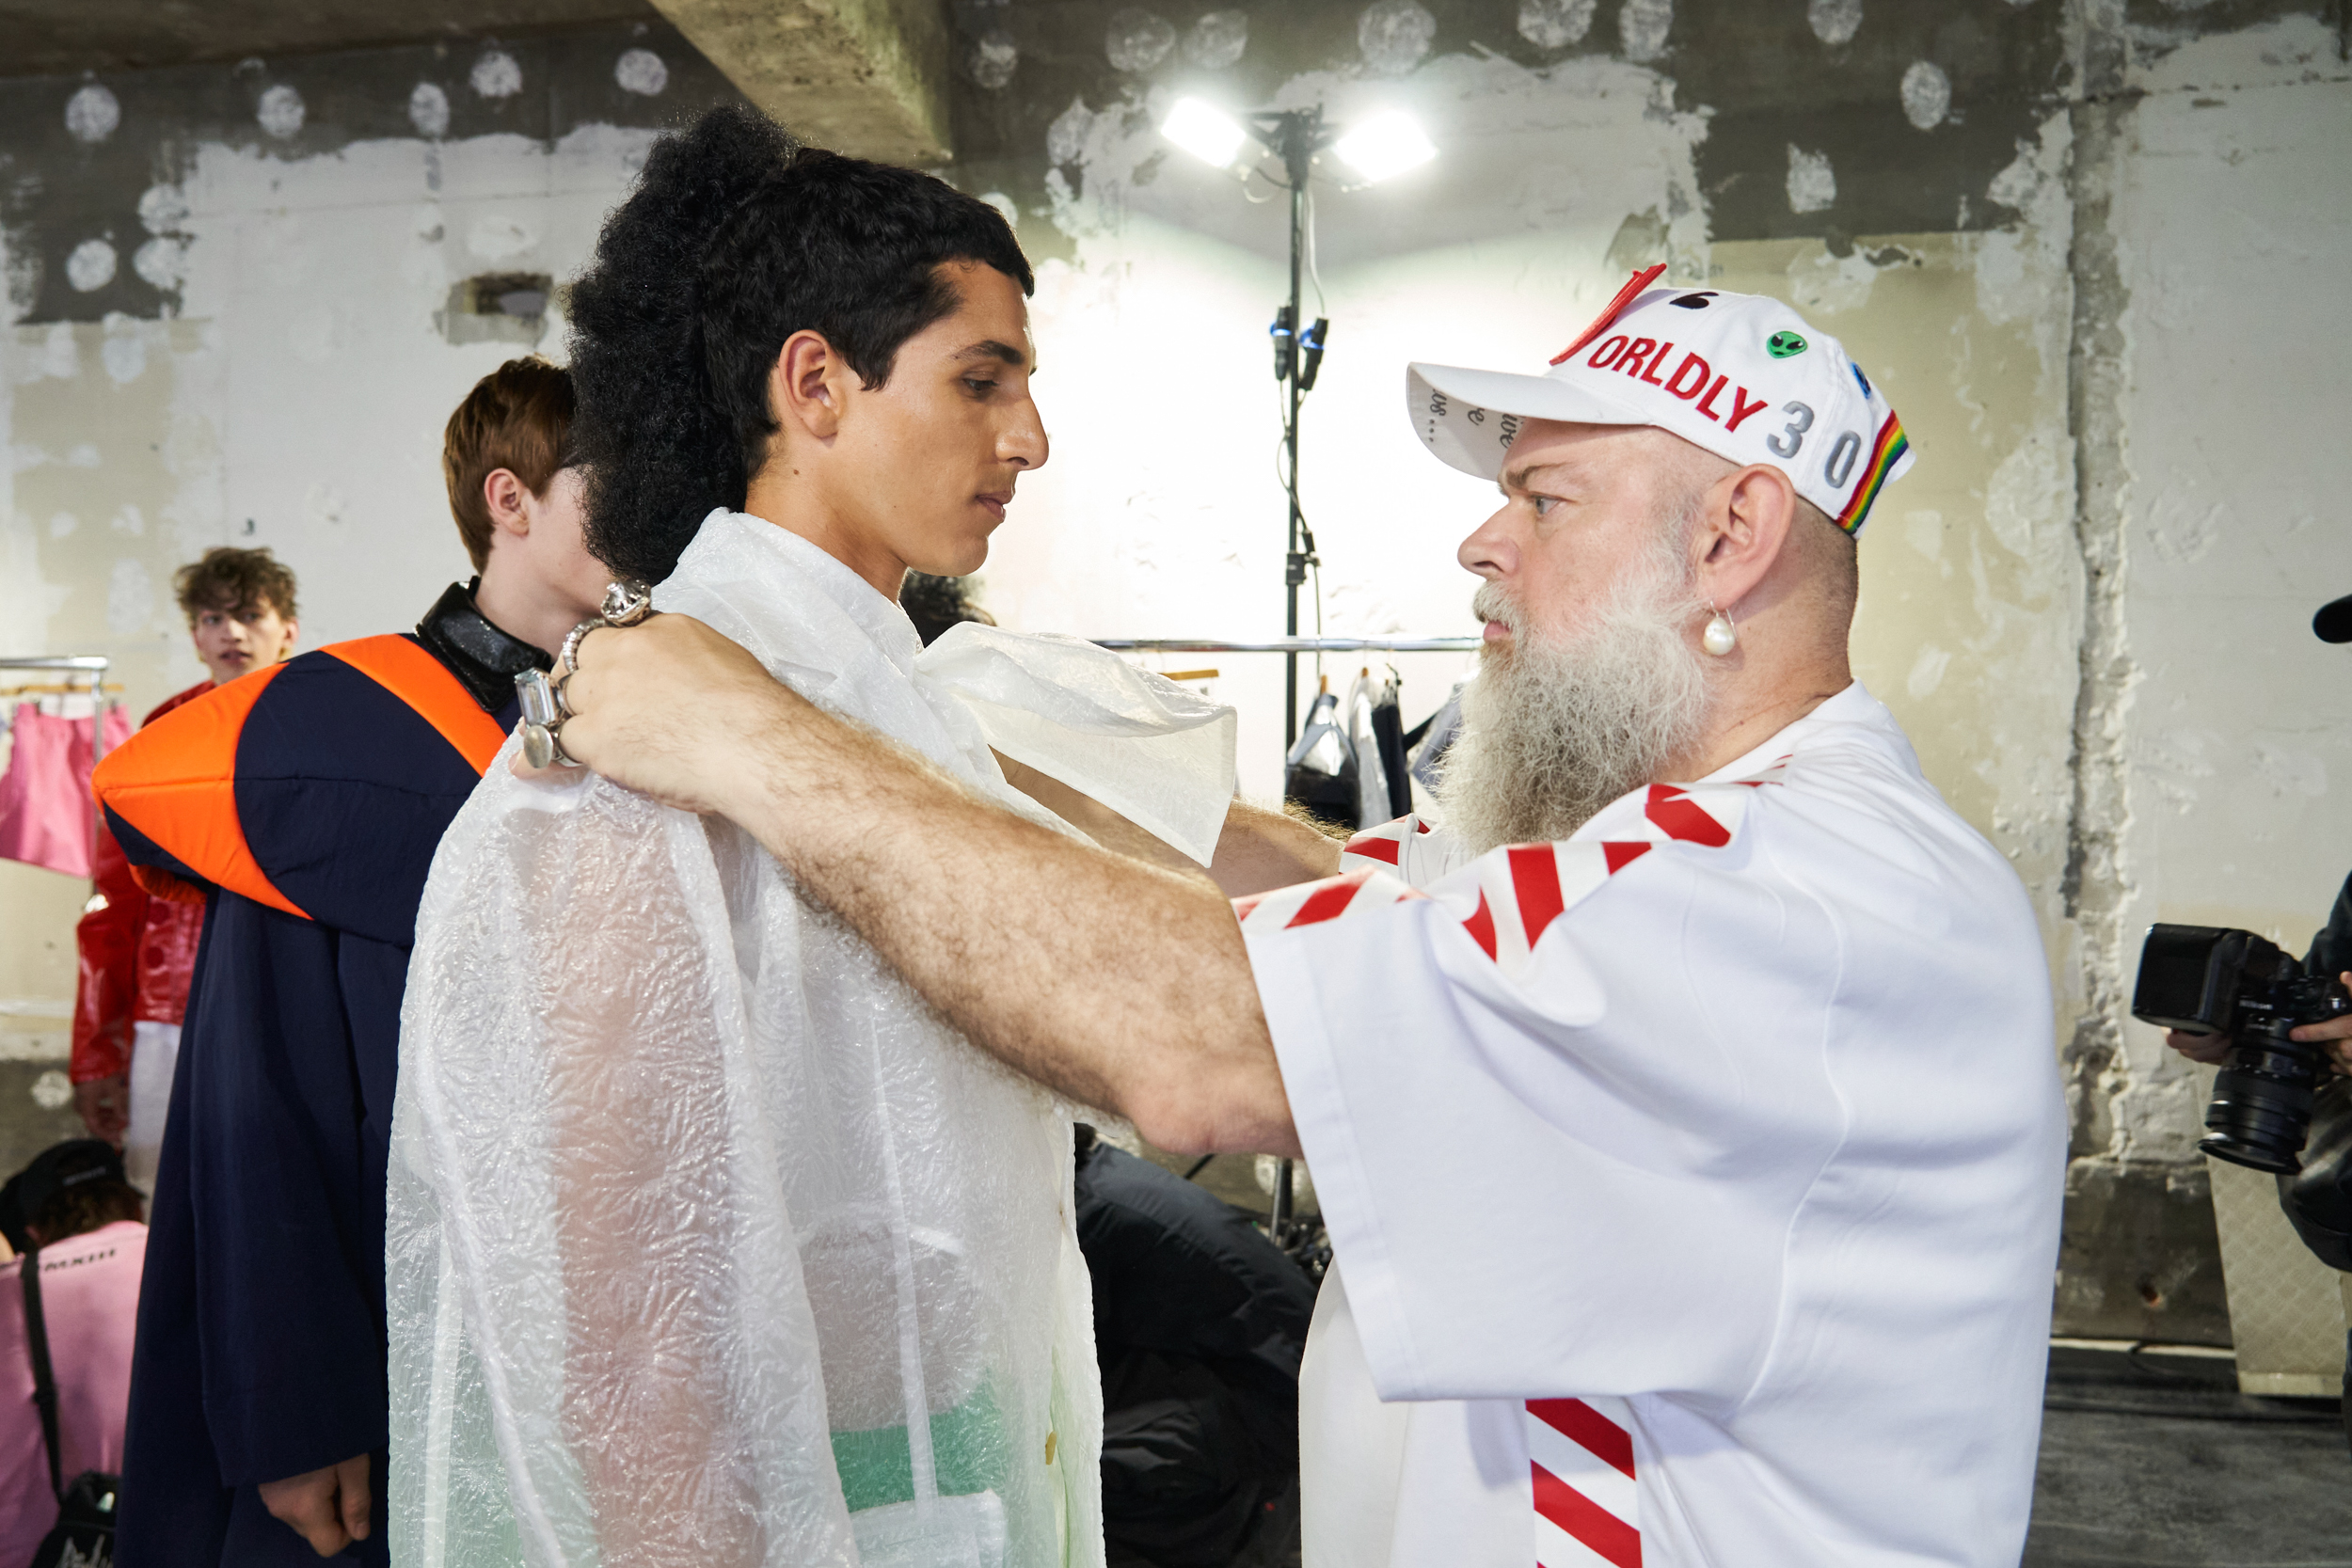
<box><xmin>0</xmin><ymin>702</ymin><xmax>132</xmax><ymax>879</ymax></box>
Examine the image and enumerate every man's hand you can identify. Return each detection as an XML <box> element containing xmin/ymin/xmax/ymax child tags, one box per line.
<box><xmin>73</xmin><ymin>1073</ymin><xmax>128</xmax><ymax>1145</ymax></box>
<box><xmin>2163</xmin><ymin>970</ymin><xmax>2352</xmax><ymax>1076</ymax></box>
<box><xmin>518</xmin><ymin>614</ymin><xmax>787</xmax><ymax>820</ymax></box>
<box><xmin>2294</xmin><ymin>971</ymin><xmax>2352</xmax><ymax>1074</ymax></box>
<box><xmin>258</xmin><ymin>1453</ymin><xmax>371</xmax><ymax>1556</ymax></box>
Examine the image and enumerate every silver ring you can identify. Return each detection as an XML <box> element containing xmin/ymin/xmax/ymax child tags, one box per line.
<box><xmin>520</xmin><ymin>719</ymin><xmax>580</xmax><ymax>770</ymax></box>
<box><xmin>600</xmin><ymin>578</ymin><xmax>654</xmax><ymax>626</ymax></box>
<box><xmin>558</xmin><ymin>619</ymin><xmax>602</xmax><ymax>677</ymax></box>
<box><xmin>551</xmin><ymin>671</ymin><xmax>578</xmax><ymax>721</ymax></box>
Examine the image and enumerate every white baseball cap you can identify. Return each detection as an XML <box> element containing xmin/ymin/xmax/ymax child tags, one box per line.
<box><xmin>1406</xmin><ymin>264</ymin><xmax>1915</xmax><ymax>535</ymax></box>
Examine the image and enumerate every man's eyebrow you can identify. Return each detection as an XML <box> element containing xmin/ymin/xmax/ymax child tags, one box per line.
<box><xmin>955</xmin><ymin>339</ymin><xmax>1029</xmax><ymax>369</ymax></box>
<box><xmin>1499</xmin><ymin>460</ymin><xmax>1573</xmax><ymax>495</ymax></box>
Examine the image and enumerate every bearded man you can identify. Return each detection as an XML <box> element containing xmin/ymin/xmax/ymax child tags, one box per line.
<box><xmin>539</xmin><ymin>274</ymin><xmax>2066</xmax><ymax>1565</ymax></box>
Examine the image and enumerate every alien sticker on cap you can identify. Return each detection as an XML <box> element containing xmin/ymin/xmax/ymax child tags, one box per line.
<box><xmin>1767</xmin><ymin>330</ymin><xmax>1808</xmax><ymax>358</ymax></box>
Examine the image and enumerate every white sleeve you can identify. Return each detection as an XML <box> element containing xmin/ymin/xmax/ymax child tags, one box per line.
<box><xmin>1242</xmin><ymin>832</ymin><xmax>1846</xmax><ymax>1408</ymax></box>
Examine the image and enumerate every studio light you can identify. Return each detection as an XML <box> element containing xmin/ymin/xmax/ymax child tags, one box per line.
<box><xmin>1333</xmin><ymin>112</ymin><xmax>1436</xmax><ymax>183</ymax></box>
<box><xmin>1161</xmin><ymin>97</ymin><xmax>1248</xmax><ymax>169</ymax></box>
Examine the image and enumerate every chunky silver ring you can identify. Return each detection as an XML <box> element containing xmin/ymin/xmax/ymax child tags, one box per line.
<box><xmin>600</xmin><ymin>578</ymin><xmax>655</xmax><ymax>626</ymax></box>
<box><xmin>513</xmin><ymin>669</ymin><xmax>580</xmax><ymax>768</ymax></box>
<box><xmin>558</xmin><ymin>619</ymin><xmax>602</xmax><ymax>677</ymax></box>
<box><xmin>550</xmin><ymin>671</ymin><xmax>578</xmax><ymax>721</ymax></box>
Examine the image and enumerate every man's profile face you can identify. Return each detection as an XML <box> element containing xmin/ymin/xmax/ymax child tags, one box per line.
<box><xmin>189</xmin><ymin>599</ymin><xmax>296</xmax><ymax>685</ymax></box>
<box><xmin>1456</xmin><ymin>420</ymin><xmax>1700</xmax><ymax>655</ymax></box>
<box><xmin>832</xmin><ymin>261</ymin><xmax>1047</xmax><ymax>579</ymax></box>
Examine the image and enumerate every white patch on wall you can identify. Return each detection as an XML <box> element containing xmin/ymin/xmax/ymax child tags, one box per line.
<box><xmin>30</xmin><ymin>1071</ymin><xmax>72</xmax><ymax>1113</ymax></box>
<box><xmin>1359</xmin><ymin>0</ymin><xmax>1437</xmax><ymax>75</ymax></box>
<box><xmin>38</xmin><ymin>322</ymin><xmax>76</xmax><ymax>379</ymax></box>
<box><xmin>1785</xmin><ymin>144</ymin><xmax>1836</xmax><ymax>213</ymax></box>
<box><xmin>65</xmin><ymin>240</ymin><xmax>117</xmax><ymax>293</ymax></box>
<box><xmin>1787</xmin><ymin>246</ymin><xmax>1877</xmax><ymax>313</ymax></box>
<box><xmin>1047</xmin><ymin>98</ymin><xmax>1094</xmax><ymax>165</ymax></box>
<box><xmin>980</xmin><ymin>191</ymin><xmax>1019</xmax><ymax>227</ymax></box>
<box><xmin>1807</xmin><ymin>0</ymin><xmax>1863</xmax><ymax>46</ymax></box>
<box><xmin>106</xmin><ymin>557</ymin><xmax>154</xmax><ymax>636</ymax></box>
<box><xmin>1983</xmin><ymin>426</ymin><xmax>2065</xmax><ymax>560</ymax></box>
<box><xmin>1903</xmin><ymin>509</ymin><xmax>1945</xmax><ymax>563</ymax></box>
<box><xmin>1906</xmin><ymin>642</ymin><xmax>1950</xmax><ymax>699</ymax></box>
<box><xmin>137</xmin><ymin>184</ymin><xmax>191</xmax><ymax>235</ymax></box>
<box><xmin>133</xmin><ymin>238</ymin><xmax>189</xmax><ymax>293</ymax></box>
<box><xmin>2145</xmin><ymin>495</ymin><xmax>2221</xmax><ymax>563</ymax></box>
<box><xmin>111</xmin><ymin>504</ymin><xmax>145</xmax><ymax>535</ymax></box>
<box><xmin>1618</xmin><ymin>0</ymin><xmax>1673</xmax><ymax>61</ymax></box>
<box><xmin>256</xmin><ymin>84</ymin><xmax>306</xmax><ymax>139</ymax></box>
<box><xmin>409</xmin><ymin>83</ymin><xmax>452</xmax><ymax>138</ymax></box>
<box><xmin>471</xmin><ymin>51</ymin><xmax>524</xmax><ymax>99</ymax></box>
<box><xmin>1518</xmin><ymin>0</ymin><xmax>1597</xmax><ymax>49</ymax></box>
<box><xmin>468</xmin><ymin>215</ymin><xmax>539</xmax><ymax>263</ymax></box>
<box><xmin>48</xmin><ymin>513</ymin><xmax>77</xmax><ymax>539</ymax></box>
<box><xmin>614</xmin><ymin>48</ymin><xmax>668</xmax><ymax>96</ymax></box>
<box><xmin>1104</xmin><ymin>8</ymin><xmax>1176</xmax><ymax>71</ymax></box>
<box><xmin>101</xmin><ymin>320</ymin><xmax>148</xmax><ymax>384</ymax></box>
<box><xmin>65</xmin><ymin>85</ymin><xmax>120</xmax><ymax>145</ymax></box>
<box><xmin>1901</xmin><ymin>60</ymin><xmax>1951</xmax><ymax>129</ymax></box>
<box><xmin>970</xmin><ymin>31</ymin><xmax>1019</xmax><ymax>89</ymax></box>
<box><xmin>1183</xmin><ymin>10</ymin><xmax>1249</xmax><ymax>70</ymax></box>
<box><xmin>65</xmin><ymin>445</ymin><xmax>98</xmax><ymax>468</ymax></box>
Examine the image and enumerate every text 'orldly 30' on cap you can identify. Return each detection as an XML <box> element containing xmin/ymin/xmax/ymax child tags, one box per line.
<box><xmin>1406</xmin><ymin>264</ymin><xmax>1916</xmax><ymax>536</ymax></box>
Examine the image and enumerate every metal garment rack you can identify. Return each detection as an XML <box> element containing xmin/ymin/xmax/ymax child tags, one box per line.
<box><xmin>1097</xmin><ymin>636</ymin><xmax>1479</xmax><ymax>1247</ymax></box>
<box><xmin>0</xmin><ymin>655</ymin><xmax>117</xmax><ymax>865</ymax></box>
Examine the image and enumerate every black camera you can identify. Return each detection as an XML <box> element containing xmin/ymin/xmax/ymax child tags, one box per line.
<box><xmin>2131</xmin><ymin>924</ymin><xmax>2352</xmax><ymax>1174</ymax></box>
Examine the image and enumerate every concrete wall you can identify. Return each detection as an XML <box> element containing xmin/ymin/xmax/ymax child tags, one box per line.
<box><xmin>3</xmin><ymin>0</ymin><xmax>2348</xmax><ymax>1340</ymax></box>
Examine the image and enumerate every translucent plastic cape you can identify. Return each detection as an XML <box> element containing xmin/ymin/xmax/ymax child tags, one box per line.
<box><xmin>387</xmin><ymin>512</ymin><xmax>1236</xmax><ymax>1568</ymax></box>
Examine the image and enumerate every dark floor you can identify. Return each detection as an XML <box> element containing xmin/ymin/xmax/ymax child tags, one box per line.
<box><xmin>2026</xmin><ymin>1345</ymin><xmax>2352</xmax><ymax>1566</ymax></box>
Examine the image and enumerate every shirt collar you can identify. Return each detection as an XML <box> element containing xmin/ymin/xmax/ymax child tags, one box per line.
<box><xmin>414</xmin><ymin>578</ymin><xmax>552</xmax><ymax>713</ymax></box>
<box><xmin>708</xmin><ymin>512</ymin><xmax>925</xmax><ymax>674</ymax></box>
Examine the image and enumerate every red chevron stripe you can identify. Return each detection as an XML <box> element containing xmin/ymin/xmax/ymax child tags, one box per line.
<box><xmin>1644</xmin><ymin>785</ymin><xmax>1730</xmax><ymax>847</ymax></box>
<box><xmin>1462</xmin><ymin>890</ymin><xmax>1498</xmax><ymax>958</ymax></box>
<box><xmin>1602</xmin><ymin>841</ymin><xmax>1652</xmax><ymax>874</ymax></box>
<box><xmin>1345</xmin><ymin>833</ymin><xmax>1403</xmax><ymax>864</ymax></box>
<box><xmin>1507</xmin><ymin>845</ymin><xmax>1566</xmax><ymax>946</ymax></box>
<box><xmin>1529</xmin><ymin>1399</ymin><xmax>1636</xmax><ymax>1480</ymax></box>
<box><xmin>1287</xmin><ymin>870</ymin><xmax>1370</xmax><ymax>927</ymax></box>
<box><xmin>1533</xmin><ymin>1463</ymin><xmax>1642</xmax><ymax>1568</ymax></box>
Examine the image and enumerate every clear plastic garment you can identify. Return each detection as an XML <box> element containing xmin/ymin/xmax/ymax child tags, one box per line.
<box><xmin>388</xmin><ymin>512</ymin><xmax>1237</xmax><ymax>1568</ymax></box>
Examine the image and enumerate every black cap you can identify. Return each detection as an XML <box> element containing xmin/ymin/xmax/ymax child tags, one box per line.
<box><xmin>2317</xmin><ymin>595</ymin><xmax>2352</xmax><ymax>644</ymax></box>
<box><xmin>0</xmin><ymin>1139</ymin><xmax>127</xmax><ymax>1253</ymax></box>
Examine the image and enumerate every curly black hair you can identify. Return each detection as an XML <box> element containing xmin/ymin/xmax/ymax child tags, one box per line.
<box><xmin>567</xmin><ymin>105</ymin><xmax>1036</xmax><ymax>584</ymax></box>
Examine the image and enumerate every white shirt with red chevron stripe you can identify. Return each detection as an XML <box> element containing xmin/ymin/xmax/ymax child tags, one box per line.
<box><xmin>1239</xmin><ymin>684</ymin><xmax>2064</xmax><ymax>1567</ymax></box>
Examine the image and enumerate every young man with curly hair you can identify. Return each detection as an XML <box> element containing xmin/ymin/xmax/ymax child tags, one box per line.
<box><xmin>91</xmin><ymin>357</ymin><xmax>609</xmax><ymax>1566</ymax></box>
<box><xmin>72</xmin><ymin>549</ymin><xmax>301</xmax><ymax>1175</ymax></box>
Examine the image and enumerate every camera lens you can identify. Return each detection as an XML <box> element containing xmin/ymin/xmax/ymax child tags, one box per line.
<box><xmin>2200</xmin><ymin>1052</ymin><xmax>2317</xmax><ymax>1175</ymax></box>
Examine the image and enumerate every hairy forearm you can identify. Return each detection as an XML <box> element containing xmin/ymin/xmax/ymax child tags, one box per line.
<box><xmin>734</xmin><ymin>695</ymin><xmax>1298</xmax><ymax>1155</ymax></box>
<box><xmin>994</xmin><ymin>755</ymin><xmax>1343</xmax><ymax>898</ymax></box>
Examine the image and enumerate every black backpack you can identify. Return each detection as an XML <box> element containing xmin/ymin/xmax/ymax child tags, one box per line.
<box><xmin>19</xmin><ymin>1247</ymin><xmax>119</xmax><ymax>1568</ymax></box>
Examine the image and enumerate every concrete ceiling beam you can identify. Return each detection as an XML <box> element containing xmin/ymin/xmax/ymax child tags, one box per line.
<box><xmin>644</xmin><ymin>0</ymin><xmax>950</xmax><ymax>166</ymax></box>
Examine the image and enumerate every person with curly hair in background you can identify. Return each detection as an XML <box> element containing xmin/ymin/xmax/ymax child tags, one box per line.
<box><xmin>388</xmin><ymin>104</ymin><xmax>1335</xmax><ymax>1568</ymax></box>
<box><xmin>71</xmin><ymin>547</ymin><xmax>299</xmax><ymax>1186</ymax></box>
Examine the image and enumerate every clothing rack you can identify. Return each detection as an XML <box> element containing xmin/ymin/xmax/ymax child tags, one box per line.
<box><xmin>1093</xmin><ymin>636</ymin><xmax>1478</xmax><ymax>1252</ymax></box>
<box><xmin>0</xmin><ymin>656</ymin><xmax>117</xmax><ymax>864</ymax></box>
<box><xmin>1093</xmin><ymin>636</ymin><xmax>1479</xmax><ymax>654</ymax></box>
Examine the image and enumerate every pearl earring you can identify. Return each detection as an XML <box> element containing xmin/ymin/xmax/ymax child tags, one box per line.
<box><xmin>1703</xmin><ymin>604</ymin><xmax>1738</xmax><ymax>657</ymax></box>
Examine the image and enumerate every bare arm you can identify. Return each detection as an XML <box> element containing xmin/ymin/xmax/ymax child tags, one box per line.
<box><xmin>553</xmin><ymin>615</ymin><xmax>1300</xmax><ymax>1156</ymax></box>
<box><xmin>993</xmin><ymin>752</ymin><xmax>1343</xmax><ymax>897</ymax></box>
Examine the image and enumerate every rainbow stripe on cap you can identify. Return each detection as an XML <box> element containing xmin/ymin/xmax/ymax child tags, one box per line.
<box><xmin>1836</xmin><ymin>410</ymin><xmax>1909</xmax><ymax>535</ymax></box>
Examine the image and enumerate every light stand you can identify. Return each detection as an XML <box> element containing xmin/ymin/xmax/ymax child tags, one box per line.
<box><xmin>1251</xmin><ymin>107</ymin><xmax>1335</xmax><ymax>748</ymax></box>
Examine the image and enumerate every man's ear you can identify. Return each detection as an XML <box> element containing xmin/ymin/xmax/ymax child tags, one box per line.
<box><xmin>773</xmin><ymin>329</ymin><xmax>848</xmax><ymax>443</ymax></box>
<box><xmin>1692</xmin><ymin>464</ymin><xmax>1797</xmax><ymax>613</ymax></box>
<box><xmin>483</xmin><ymin>468</ymin><xmax>532</xmax><ymax>540</ymax></box>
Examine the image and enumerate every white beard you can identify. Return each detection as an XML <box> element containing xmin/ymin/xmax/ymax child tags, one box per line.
<box><xmin>1436</xmin><ymin>525</ymin><xmax>1711</xmax><ymax>856</ymax></box>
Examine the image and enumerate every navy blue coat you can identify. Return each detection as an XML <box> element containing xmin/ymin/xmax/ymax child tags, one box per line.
<box><xmin>93</xmin><ymin>604</ymin><xmax>539</xmax><ymax>1566</ymax></box>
